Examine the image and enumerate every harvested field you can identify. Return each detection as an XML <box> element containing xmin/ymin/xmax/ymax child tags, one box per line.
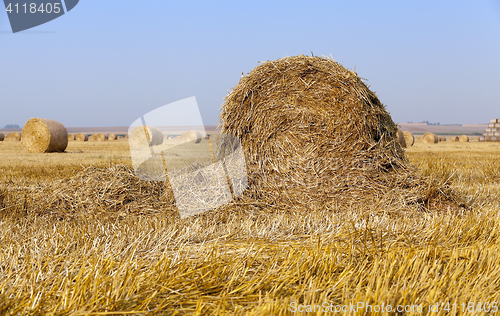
<box><xmin>0</xmin><ymin>139</ymin><xmax>499</xmax><ymax>314</ymax></box>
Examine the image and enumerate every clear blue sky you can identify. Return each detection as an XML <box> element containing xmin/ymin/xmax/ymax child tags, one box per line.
<box><xmin>1</xmin><ymin>0</ymin><xmax>499</xmax><ymax>128</ymax></box>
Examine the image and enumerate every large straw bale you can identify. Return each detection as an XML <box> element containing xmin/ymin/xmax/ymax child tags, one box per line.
<box><xmin>402</xmin><ymin>131</ymin><xmax>414</xmax><ymax>146</ymax></box>
<box><xmin>75</xmin><ymin>133</ymin><xmax>88</xmax><ymax>141</ymax></box>
<box><xmin>220</xmin><ymin>55</ymin><xmax>457</xmax><ymax>209</ymax></box>
<box><xmin>491</xmin><ymin>119</ymin><xmax>499</xmax><ymax>123</ymax></box>
<box><xmin>108</xmin><ymin>133</ymin><xmax>116</xmax><ymax>141</ymax></box>
<box><xmin>68</xmin><ymin>134</ymin><xmax>74</xmax><ymax>141</ymax></box>
<box><xmin>129</xmin><ymin>126</ymin><xmax>163</xmax><ymax>146</ymax></box>
<box><xmin>5</xmin><ymin>132</ymin><xmax>21</xmax><ymax>142</ymax></box>
<box><xmin>0</xmin><ymin>133</ymin><xmax>4</xmax><ymax>141</ymax></box>
<box><xmin>422</xmin><ymin>132</ymin><xmax>438</xmax><ymax>144</ymax></box>
<box><xmin>449</xmin><ymin>136</ymin><xmax>459</xmax><ymax>142</ymax></box>
<box><xmin>181</xmin><ymin>130</ymin><xmax>202</xmax><ymax>144</ymax></box>
<box><xmin>459</xmin><ymin>135</ymin><xmax>469</xmax><ymax>142</ymax></box>
<box><xmin>21</xmin><ymin>118</ymin><xmax>68</xmax><ymax>153</ymax></box>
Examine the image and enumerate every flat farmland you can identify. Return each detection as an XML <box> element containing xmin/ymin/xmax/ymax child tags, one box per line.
<box><xmin>1</xmin><ymin>139</ymin><xmax>500</xmax><ymax>315</ymax></box>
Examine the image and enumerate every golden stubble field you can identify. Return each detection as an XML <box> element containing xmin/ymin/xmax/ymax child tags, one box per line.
<box><xmin>1</xmin><ymin>139</ymin><xmax>500</xmax><ymax>315</ymax></box>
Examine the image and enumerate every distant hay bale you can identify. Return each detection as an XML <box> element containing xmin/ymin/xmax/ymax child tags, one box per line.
<box><xmin>0</xmin><ymin>133</ymin><xmax>4</xmax><ymax>141</ymax></box>
<box><xmin>479</xmin><ymin>136</ymin><xmax>485</xmax><ymax>142</ymax></box>
<box><xmin>125</xmin><ymin>134</ymin><xmax>129</xmax><ymax>139</ymax></box>
<box><xmin>422</xmin><ymin>132</ymin><xmax>438</xmax><ymax>144</ymax></box>
<box><xmin>5</xmin><ymin>132</ymin><xmax>21</xmax><ymax>142</ymax></box>
<box><xmin>402</xmin><ymin>131</ymin><xmax>414</xmax><ymax>146</ymax></box>
<box><xmin>75</xmin><ymin>133</ymin><xmax>88</xmax><ymax>141</ymax></box>
<box><xmin>459</xmin><ymin>135</ymin><xmax>469</xmax><ymax>142</ymax></box>
<box><xmin>181</xmin><ymin>130</ymin><xmax>202</xmax><ymax>144</ymax></box>
<box><xmin>491</xmin><ymin>119</ymin><xmax>499</xmax><ymax>123</ymax></box>
<box><xmin>95</xmin><ymin>133</ymin><xmax>108</xmax><ymax>142</ymax></box>
<box><xmin>397</xmin><ymin>129</ymin><xmax>406</xmax><ymax>148</ymax></box>
<box><xmin>21</xmin><ymin>118</ymin><xmax>68</xmax><ymax>153</ymax></box>
<box><xmin>108</xmin><ymin>133</ymin><xmax>116</xmax><ymax>141</ymax></box>
<box><xmin>449</xmin><ymin>136</ymin><xmax>459</xmax><ymax>142</ymax></box>
<box><xmin>88</xmin><ymin>135</ymin><xmax>95</xmax><ymax>142</ymax></box>
<box><xmin>129</xmin><ymin>126</ymin><xmax>163</xmax><ymax>146</ymax></box>
<box><xmin>68</xmin><ymin>134</ymin><xmax>74</xmax><ymax>141</ymax></box>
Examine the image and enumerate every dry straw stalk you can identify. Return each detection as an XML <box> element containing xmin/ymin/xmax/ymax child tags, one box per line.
<box><xmin>21</xmin><ymin>118</ymin><xmax>68</xmax><ymax>153</ymax></box>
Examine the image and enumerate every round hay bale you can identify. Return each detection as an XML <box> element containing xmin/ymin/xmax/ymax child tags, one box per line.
<box><xmin>478</xmin><ymin>136</ymin><xmax>484</xmax><ymax>142</ymax></box>
<box><xmin>108</xmin><ymin>133</ymin><xmax>116</xmax><ymax>141</ymax></box>
<box><xmin>0</xmin><ymin>133</ymin><xmax>4</xmax><ymax>141</ymax></box>
<box><xmin>6</xmin><ymin>132</ymin><xmax>21</xmax><ymax>142</ymax></box>
<box><xmin>459</xmin><ymin>135</ymin><xmax>469</xmax><ymax>142</ymax></box>
<box><xmin>95</xmin><ymin>133</ymin><xmax>108</xmax><ymax>142</ymax></box>
<box><xmin>402</xmin><ymin>131</ymin><xmax>414</xmax><ymax>146</ymax></box>
<box><xmin>422</xmin><ymin>132</ymin><xmax>438</xmax><ymax>144</ymax></box>
<box><xmin>21</xmin><ymin>118</ymin><xmax>68</xmax><ymax>153</ymax></box>
<box><xmin>220</xmin><ymin>55</ymin><xmax>453</xmax><ymax>208</ymax></box>
<box><xmin>450</xmin><ymin>136</ymin><xmax>459</xmax><ymax>142</ymax></box>
<box><xmin>125</xmin><ymin>134</ymin><xmax>129</xmax><ymax>139</ymax></box>
<box><xmin>129</xmin><ymin>126</ymin><xmax>163</xmax><ymax>146</ymax></box>
<box><xmin>75</xmin><ymin>133</ymin><xmax>88</xmax><ymax>141</ymax></box>
<box><xmin>397</xmin><ymin>129</ymin><xmax>406</xmax><ymax>148</ymax></box>
<box><xmin>181</xmin><ymin>130</ymin><xmax>202</xmax><ymax>144</ymax></box>
<box><xmin>68</xmin><ymin>134</ymin><xmax>74</xmax><ymax>141</ymax></box>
